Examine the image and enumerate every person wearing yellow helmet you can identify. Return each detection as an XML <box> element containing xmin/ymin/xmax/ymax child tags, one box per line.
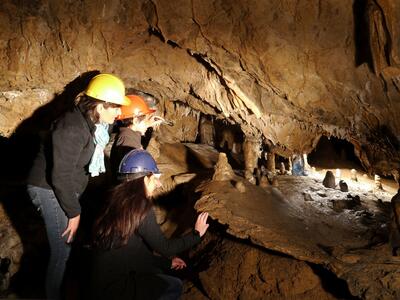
<box><xmin>26</xmin><ymin>73</ymin><xmax>130</xmax><ymax>300</ymax></box>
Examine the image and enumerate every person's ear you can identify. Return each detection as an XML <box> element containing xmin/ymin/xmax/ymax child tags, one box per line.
<box><xmin>96</xmin><ymin>103</ymin><xmax>105</xmax><ymax>114</ymax></box>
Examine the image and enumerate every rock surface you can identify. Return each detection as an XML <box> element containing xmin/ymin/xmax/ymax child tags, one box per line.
<box><xmin>194</xmin><ymin>173</ymin><xmax>400</xmax><ymax>299</ymax></box>
<box><xmin>0</xmin><ymin>0</ymin><xmax>399</xmax><ymax>175</ymax></box>
<box><xmin>212</xmin><ymin>152</ymin><xmax>234</xmax><ymax>181</ymax></box>
<box><xmin>182</xmin><ymin>234</ymin><xmax>338</xmax><ymax>300</ymax></box>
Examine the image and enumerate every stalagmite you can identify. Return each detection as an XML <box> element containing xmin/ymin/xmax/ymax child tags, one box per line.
<box><xmin>255</xmin><ymin>168</ymin><xmax>262</xmax><ymax>185</ymax></box>
<box><xmin>243</xmin><ymin>136</ymin><xmax>260</xmax><ymax>184</ymax></box>
<box><xmin>322</xmin><ymin>171</ymin><xmax>336</xmax><ymax>188</ymax></box>
<box><xmin>335</xmin><ymin>169</ymin><xmax>341</xmax><ymax>179</ymax></box>
<box><xmin>266</xmin><ymin>152</ymin><xmax>276</xmax><ymax>174</ymax></box>
<box><xmin>339</xmin><ymin>180</ymin><xmax>348</xmax><ymax>192</ymax></box>
<box><xmin>351</xmin><ymin>169</ymin><xmax>358</xmax><ymax>182</ymax></box>
<box><xmin>302</xmin><ymin>153</ymin><xmax>310</xmax><ymax>173</ymax></box>
<box><xmin>243</xmin><ymin>136</ymin><xmax>260</xmax><ymax>175</ymax></box>
<box><xmin>235</xmin><ymin>180</ymin><xmax>246</xmax><ymax>193</ymax></box>
<box><xmin>374</xmin><ymin>174</ymin><xmax>383</xmax><ymax>190</ymax></box>
<box><xmin>213</xmin><ymin>152</ymin><xmax>235</xmax><ymax>181</ymax></box>
<box><xmin>259</xmin><ymin>175</ymin><xmax>269</xmax><ymax>188</ymax></box>
<box><xmin>279</xmin><ymin>162</ymin><xmax>286</xmax><ymax>175</ymax></box>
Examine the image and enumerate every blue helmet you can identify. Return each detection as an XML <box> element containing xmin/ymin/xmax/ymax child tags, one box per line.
<box><xmin>118</xmin><ymin>149</ymin><xmax>160</xmax><ymax>177</ymax></box>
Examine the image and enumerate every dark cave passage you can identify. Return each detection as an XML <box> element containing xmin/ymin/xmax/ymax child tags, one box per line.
<box><xmin>308</xmin><ymin>136</ymin><xmax>364</xmax><ymax>170</ymax></box>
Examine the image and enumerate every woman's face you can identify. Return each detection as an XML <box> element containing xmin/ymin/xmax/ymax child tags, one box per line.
<box><xmin>97</xmin><ymin>103</ymin><xmax>121</xmax><ymax>124</ymax></box>
<box><xmin>131</xmin><ymin>115</ymin><xmax>150</xmax><ymax>135</ymax></box>
<box><xmin>144</xmin><ymin>174</ymin><xmax>162</xmax><ymax>197</ymax></box>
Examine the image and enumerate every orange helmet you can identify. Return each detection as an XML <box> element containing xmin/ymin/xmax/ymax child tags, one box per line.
<box><xmin>117</xmin><ymin>95</ymin><xmax>156</xmax><ymax>120</ymax></box>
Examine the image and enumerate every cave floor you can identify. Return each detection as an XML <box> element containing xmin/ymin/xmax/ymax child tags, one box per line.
<box><xmin>194</xmin><ymin>169</ymin><xmax>400</xmax><ymax>299</ymax></box>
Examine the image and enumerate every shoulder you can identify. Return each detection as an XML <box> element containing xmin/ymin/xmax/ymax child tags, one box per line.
<box><xmin>54</xmin><ymin>107</ymin><xmax>90</xmax><ymax>133</ymax></box>
<box><xmin>139</xmin><ymin>208</ymin><xmax>156</xmax><ymax>229</ymax></box>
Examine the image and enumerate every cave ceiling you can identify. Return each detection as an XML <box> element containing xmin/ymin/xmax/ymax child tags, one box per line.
<box><xmin>0</xmin><ymin>0</ymin><xmax>400</xmax><ymax>174</ymax></box>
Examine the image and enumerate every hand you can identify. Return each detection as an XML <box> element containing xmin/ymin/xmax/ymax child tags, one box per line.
<box><xmin>62</xmin><ymin>214</ymin><xmax>80</xmax><ymax>243</ymax></box>
<box><xmin>195</xmin><ymin>212</ymin><xmax>209</xmax><ymax>237</ymax></box>
<box><xmin>146</xmin><ymin>115</ymin><xmax>164</xmax><ymax>128</ymax></box>
<box><xmin>171</xmin><ymin>257</ymin><xmax>187</xmax><ymax>270</ymax></box>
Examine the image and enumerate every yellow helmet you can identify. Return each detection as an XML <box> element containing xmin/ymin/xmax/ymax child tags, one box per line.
<box><xmin>84</xmin><ymin>73</ymin><xmax>130</xmax><ymax>105</ymax></box>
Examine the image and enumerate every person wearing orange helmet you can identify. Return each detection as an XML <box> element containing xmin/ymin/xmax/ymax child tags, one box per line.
<box><xmin>110</xmin><ymin>93</ymin><xmax>166</xmax><ymax>177</ymax></box>
<box><xmin>26</xmin><ymin>73</ymin><xmax>130</xmax><ymax>300</ymax></box>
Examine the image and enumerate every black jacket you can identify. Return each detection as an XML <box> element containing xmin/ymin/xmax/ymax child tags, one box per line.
<box><xmin>27</xmin><ymin>106</ymin><xmax>95</xmax><ymax>218</ymax></box>
<box><xmin>90</xmin><ymin>208</ymin><xmax>200</xmax><ymax>300</ymax></box>
<box><xmin>110</xmin><ymin>128</ymin><xmax>142</xmax><ymax>175</ymax></box>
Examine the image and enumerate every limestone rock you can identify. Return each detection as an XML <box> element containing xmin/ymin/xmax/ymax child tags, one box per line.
<box><xmin>235</xmin><ymin>181</ymin><xmax>246</xmax><ymax>193</ymax></box>
<box><xmin>259</xmin><ymin>175</ymin><xmax>270</xmax><ymax>188</ymax></box>
<box><xmin>0</xmin><ymin>0</ymin><xmax>400</xmax><ymax>175</ymax></box>
<box><xmin>351</xmin><ymin>169</ymin><xmax>358</xmax><ymax>182</ymax></box>
<box><xmin>322</xmin><ymin>171</ymin><xmax>336</xmax><ymax>189</ymax></box>
<box><xmin>389</xmin><ymin>191</ymin><xmax>400</xmax><ymax>255</ymax></box>
<box><xmin>243</xmin><ymin>137</ymin><xmax>261</xmax><ymax>175</ymax></box>
<box><xmin>194</xmin><ymin>175</ymin><xmax>399</xmax><ymax>299</ymax></box>
<box><xmin>184</xmin><ymin>235</ymin><xmax>337</xmax><ymax>300</ymax></box>
<box><xmin>331</xmin><ymin>197</ymin><xmax>360</xmax><ymax>212</ymax></box>
<box><xmin>199</xmin><ymin>116</ymin><xmax>215</xmax><ymax>146</ymax></box>
<box><xmin>279</xmin><ymin>162</ymin><xmax>286</xmax><ymax>175</ymax></box>
<box><xmin>374</xmin><ymin>174</ymin><xmax>383</xmax><ymax>190</ymax></box>
<box><xmin>339</xmin><ymin>180</ymin><xmax>349</xmax><ymax>192</ymax></box>
<box><xmin>303</xmin><ymin>193</ymin><xmax>314</xmax><ymax>202</ymax></box>
<box><xmin>212</xmin><ymin>152</ymin><xmax>234</xmax><ymax>181</ymax></box>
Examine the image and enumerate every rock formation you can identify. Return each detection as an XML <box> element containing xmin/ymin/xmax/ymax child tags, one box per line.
<box><xmin>1</xmin><ymin>0</ymin><xmax>399</xmax><ymax>176</ymax></box>
<box><xmin>322</xmin><ymin>171</ymin><xmax>336</xmax><ymax>189</ymax></box>
<box><xmin>339</xmin><ymin>180</ymin><xmax>349</xmax><ymax>192</ymax></box>
<box><xmin>1</xmin><ymin>0</ymin><xmax>400</xmax><ymax>299</ymax></box>
<box><xmin>212</xmin><ymin>152</ymin><xmax>234</xmax><ymax>181</ymax></box>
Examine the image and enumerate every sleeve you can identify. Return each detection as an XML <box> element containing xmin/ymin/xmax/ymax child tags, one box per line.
<box><xmin>137</xmin><ymin>209</ymin><xmax>201</xmax><ymax>258</ymax></box>
<box><xmin>51</xmin><ymin>121</ymin><xmax>85</xmax><ymax>218</ymax></box>
<box><xmin>151</xmin><ymin>254</ymin><xmax>172</xmax><ymax>271</ymax></box>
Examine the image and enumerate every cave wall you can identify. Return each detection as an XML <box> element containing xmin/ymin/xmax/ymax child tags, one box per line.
<box><xmin>1</xmin><ymin>0</ymin><xmax>400</xmax><ymax>174</ymax></box>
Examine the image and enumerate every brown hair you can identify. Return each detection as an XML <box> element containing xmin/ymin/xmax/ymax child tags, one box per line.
<box><xmin>92</xmin><ymin>176</ymin><xmax>152</xmax><ymax>249</ymax></box>
<box><xmin>75</xmin><ymin>93</ymin><xmax>121</xmax><ymax>124</ymax></box>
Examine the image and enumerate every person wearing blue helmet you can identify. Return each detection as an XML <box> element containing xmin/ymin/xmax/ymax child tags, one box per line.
<box><xmin>90</xmin><ymin>149</ymin><xmax>209</xmax><ymax>300</ymax></box>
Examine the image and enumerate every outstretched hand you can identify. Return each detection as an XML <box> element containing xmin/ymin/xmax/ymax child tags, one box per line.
<box><xmin>146</xmin><ymin>115</ymin><xmax>164</xmax><ymax>128</ymax></box>
<box><xmin>171</xmin><ymin>257</ymin><xmax>187</xmax><ymax>270</ymax></box>
<box><xmin>195</xmin><ymin>212</ymin><xmax>209</xmax><ymax>237</ymax></box>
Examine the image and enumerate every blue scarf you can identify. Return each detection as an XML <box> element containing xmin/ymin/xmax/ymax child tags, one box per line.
<box><xmin>89</xmin><ymin>123</ymin><xmax>110</xmax><ymax>177</ymax></box>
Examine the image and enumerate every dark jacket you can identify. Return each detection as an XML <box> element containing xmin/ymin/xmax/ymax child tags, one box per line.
<box><xmin>27</xmin><ymin>106</ymin><xmax>95</xmax><ymax>218</ymax></box>
<box><xmin>110</xmin><ymin>127</ymin><xmax>142</xmax><ymax>175</ymax></box>
<box><xmin>90</xmin><ymin>208</ymin><xmax>200</xmax><ymax>300</ymax></box>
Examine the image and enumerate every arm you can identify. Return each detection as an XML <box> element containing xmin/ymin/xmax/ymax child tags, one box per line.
<box><xmin>51</xmin><ymin>121</ymin><xmax>85</xmax><ymax>218</ymax></box>
<box><xmin>138</xmin><ymin>209</ymin><xmax>201</xmax><ymax>258</ymax></box>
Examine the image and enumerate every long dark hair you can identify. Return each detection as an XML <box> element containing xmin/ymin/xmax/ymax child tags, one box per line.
<box><xmin>75</xmin><ymin>93</ymin><xmax>120</xmax><ymax>124</ymax></box>
<box><xmin>92</xmin><ymin>176</ymin><xmax>152</xmax><ymax>249</ymax></box>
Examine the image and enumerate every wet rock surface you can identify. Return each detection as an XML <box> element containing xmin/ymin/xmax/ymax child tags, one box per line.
<box><xmin>194</xmin><ymin>170</ymin><xmax>400</xmax><ymax>299</ymax></box>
